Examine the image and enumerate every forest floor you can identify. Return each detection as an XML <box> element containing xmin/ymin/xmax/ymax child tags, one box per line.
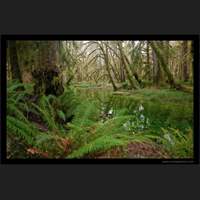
<box><xmin>73</xmin><ymin>84</ymin><xmax>193</xmax><ymax>159</ymax></box>
<box><xmin>93</xmin><ymin>142</ymin><xmax>170</xmax><ymax>159</ymax></box>
<box><xmin>7</xmin><ymin>81</ymin><xmax>193</xmax><ymax>159</ymax></box>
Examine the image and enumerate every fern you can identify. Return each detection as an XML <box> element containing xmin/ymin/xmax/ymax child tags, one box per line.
<box><xmin>67</xmin><ymin>135</ymin><xmax>127</xmax><ymax>158</ymax></box>
<box><xmin>7</xmin><ymin>116</ymin><xmax>39</xmax><ymax>145</ymax></box>
<box><xmin>56</xmin><ymin>86</ymin><xmax>79</xmax><ymax>120</ymax></box>
<box><xmin>66</xmin><ymin>101</ymin><xmax>154</xmax><ymax>158</ymax></box>
<box><xmin>159</xmin><ymin>127</ymin><xmax>193</xmax><ymax>158</ymax></box>
<box><xmin>31</xmin><ymin>95</ymin><xmax>57</xmax><ymax>131</ymax></box>
<box><xmin>57</xmin><ymin>110</ymin><xmax>66</xmax><ymax>121</ymax></box>
<box><xmin>7</xmin><ymin>103</ymin><xmax>29</xmax><ymax>123</ymax></box>
<box><xmin>7</xmin><ymin>81</ymin><xmax>163</xmax><ymax>159</ymax></box>
<box><xmin>71</xmin><ymin>100</ymin><xmax>100</xmax><ymax>127</ymax></box>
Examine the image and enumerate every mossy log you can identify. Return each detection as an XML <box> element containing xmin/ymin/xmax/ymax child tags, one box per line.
<box><xmin>112</xmin><ymin>91</ymin><xmax>131</xmax><ymax>96</ymax></box>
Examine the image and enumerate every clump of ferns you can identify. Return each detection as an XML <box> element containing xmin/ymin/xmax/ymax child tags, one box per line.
<box><xmin>65</xmin><ymin>100</ymin><xmax>155</xmax><ymax>158</ymax></box>
<box><xmin>7</xmin><ymin>81</ymin><xmax>70</xmax><ymax>158</ymax></box>
<box><xmin>7</xmin><ymin>80</ymin><xmax>40</xmax><ymax>157</ymax></box>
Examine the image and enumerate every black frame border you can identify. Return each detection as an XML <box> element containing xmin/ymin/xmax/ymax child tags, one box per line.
<box><xmin>1</xmin><ymin>34</ymin><xmax>199</xmax><ymax>164</ymax></box>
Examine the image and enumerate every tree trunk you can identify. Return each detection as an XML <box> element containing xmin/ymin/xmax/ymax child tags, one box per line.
<box><xmin>9</xmin><ymin>41</ymin><xmax>22</xmax><ymax>81</ymax></box>
<box><xmin>99</xmin><ymin>42</ymin><xmax>118</xmax><ymax>91</ymax></box>
<box><xmin>165</xmin><ymin>41</ymin><xmax>169</xmax><ymax>67</ymax></box>
<box><xmin>117</xmin><ymin>42</ymin><xmax>137</xmax><ymax>89</ymax></box>
<box><xmin>33</xmin><ymin>41</ymin><xmax>64</xmax><ymax>96</ymax></box>
<box><xmin>146</xmin><ymin>41</ymin><xmax>151</xmax><ymax>81</ymax></box>
<box><xmin>150</xmin><ymin>41</ymin><xmax>177</xmax><ymax>88</ymax></box>
<box><xmin>182</xmin><ymin>41</ymin><xmax>189</xmax><ymax>82</ymax></box>
<box><xmin>123</xmin><ymin>54</ymin><xmax>142</xmax><ymax>86</ymax></box>
<box><xmin>120</xmin><ymin>62</ymin><xmax>125</xmax><ymax>83</ymax></box>
<box><xmin>152</xmin><ymin>47</ymin><xmax>161</xmax><ymax>86</ymax></box>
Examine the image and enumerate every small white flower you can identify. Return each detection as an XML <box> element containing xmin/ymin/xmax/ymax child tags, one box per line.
<box><xmin>138</xmin><ymin>105</ymin><xmax>144</xmax><ymax>111</ymax></box>
<box><xmin>108</xmin><ymin>109</ymin><xmax>113</xmax><ymax>115</ymax></box>
<box><xmin>123</xmin><ymin>122</ymin><xmax>128</xmax><ymax>128</ymax></box>
<box><xmin>123</xmin><ymin>121</ymin><xmax>132</xmax><ymax>131</ymax></box>
<box><xmin>140</xmin><ymin>114</ymin><xmax>145</xmax><ymax>120</ymax></box>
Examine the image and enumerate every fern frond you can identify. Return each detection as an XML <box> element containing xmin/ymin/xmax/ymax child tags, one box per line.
<box><xmin>67</xmin><ymin>135</ymin><xmax>127</xmax><ymax>158</ymax></box>
<box><xmin>72</xmin><ymin>100</ymin><xmax>100</xmax><ymax>127</ymax></box>
<box><xmin>31</xmin><ymin>102</ymin><xmax>57</xmax><ymax>130</ymax></box>
<box><xmin>7</xmin><ymin>116</ymin><xmax>39</xmax><ymax>145</ymax></box>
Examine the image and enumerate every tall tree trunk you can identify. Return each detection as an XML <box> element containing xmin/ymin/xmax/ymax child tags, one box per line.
<box><xmin>182</xmin><ymin>41</ymin><xmax>189</xmax><ymax>82</ymax></box>
<box><xmin>165</xmin><ymin>41</ymin><xmax>169</xmax><ymax>67</ymax></box>
<box><xmin>9</xmin><ymin>41</ymin><xmax>22</xmax><ymax>81</ymax></box>
<box><xmin>99</xmin><ymin>42</ymin><xmax>117</xmax><ymax>91</ymax></box>
<box><xmin>117</xmin><ymin>42</ymin><xmax>137</xmax><ymax>89</ymax></box>
<box><xmin>150</xmin><ymin>41</ymin><xmax>178</xmax><ymax>88</ymax></box>
<box><xmin>152</xmin><ymin>47</ymin><xmax>161</xmax><ymax>86</ymax></box>
<box><xmin>33</xmin><ymin>41</ymin><xmax>64</xmax><ymax>96</ymax></box>
<box><xmin>123</xmin><ymin>54</ymin><xmax>142</xmax><ymax>86</ymax></box>
<box><xmin>110</xmin><ymin>63</ymin><xmax>120</xmax><ymax>83</ymax></box>
<box><xmin>146</xmin><ymin>41</ymin><xmax>151</xmax><ymax>81</ymax></box>
<box><xmin>120</xmin><ymin>63</ymin><xmax>125</xmax><ymax>82</ymax></box>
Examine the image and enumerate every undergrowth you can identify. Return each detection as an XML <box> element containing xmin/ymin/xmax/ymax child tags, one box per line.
<box><xmin>7</xmin><ymin>81</ymin><xmax>193</xmax><ymax>159</ymax></box>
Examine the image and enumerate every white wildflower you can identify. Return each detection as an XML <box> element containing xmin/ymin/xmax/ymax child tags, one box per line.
<box><xmin>138</xmin><ymin>105</ymin><xmax>144</xmax><ymax>111</ymax></box>
<box><xmin>140</xmin><ymin>114</ymin><xmax>145</xmax><ymax>120</ymax></box>
<box><xmin>108</xmin><ymin>109</ymin><xmax>113</xmax><ymax>115</ymax></box>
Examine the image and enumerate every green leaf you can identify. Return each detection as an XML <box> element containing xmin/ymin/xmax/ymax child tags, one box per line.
<box><xmin>57</xmin><ymin>110</ymin><xmax>66</xmax><ymax>121</ymax></box>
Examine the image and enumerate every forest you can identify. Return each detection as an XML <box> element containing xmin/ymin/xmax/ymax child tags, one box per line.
<box><xmin>6</xmin><ymin>40</ymin><xmax>193</xmax><ymax>159</ymax></box>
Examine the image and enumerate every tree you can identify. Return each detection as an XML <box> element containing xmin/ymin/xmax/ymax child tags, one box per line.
<box><xmin>146</xmin><ymin>41</ymin><xmax>151</xmax><ymax>81</ymax></box>
<box><xmin>32</xmin><ymin>41</ymin><xmax>64</xmax><ymax>96</ymax></box>
<box><xmin>182</xmin><ymin>41</ymin><xmax>189</xmax><ymax>81</ymax></box>
<box><xmin>99</xmin><ymin>42</ymin><xmax>118</xmax><ymax>91</ymax></box>
<box><xmin>152</xmin><ymin>45</ymin><xmax>161</xmax><ymax>86</ymax></box>
<box><xmin>8</xmin><ymin>41</ymin><xmax>22</xmax><ymax>81</ymax></box>
<box><xmin>117</xmin><ymin>41</ymin><xmax>137</xmax><ymax>89</ymax></box>
<box><xmin>150</xmin><ymin>41</ymin><xmax>178</xmax><ymax>88</ymax></box>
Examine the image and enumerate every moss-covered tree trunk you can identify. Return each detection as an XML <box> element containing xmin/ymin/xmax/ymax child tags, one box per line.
<box><xmin>146</xmin><ymin>41</ymin><xmax>151</xmax><ymax>81</ymax></box>
<box><xmin>152</xmin><ymin>47</ymin><xmax>161</xmax><ymax>86</ymax></box>
<box><xmin>9</xmin><ymin>41</ymin><xmax>22</xmax><ymax>81</ymax></box>
<box><xmin>150</xmin><ymin>41</ymin><xmax>177</xmax><ymax>88</ymax></box>
<box><xmin>33</xmin><ymin>41</ymin><xmax>64</xmax><ymax>96</ymax></box>
<box><xmin>119</xmin><ymin>59</ymin><xmax>125</xmax><ymax>83</ymax></box>
<box><xmin>117</xmin><ymin>42</ymin><xmax>137</xmax><ymax>89</ymax></box>
<box><xmin>99</xmin><ymin>42</ymin><xmax>118</xmax><ymax>91</ymax></box>
<box><xmin>182</xmin><ymin>41</ymin><xmax>189</xmax><ymax>82</ymax></box>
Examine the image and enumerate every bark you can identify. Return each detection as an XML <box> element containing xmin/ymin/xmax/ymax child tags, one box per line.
<box><xmin>123</xmin><ymin>55</ymin><xmax>142</xmax><ymax>86</ymax></box>
<box><xmin>33</xmin><ymin>41</ymin><xmax>64</xmax><ymax>96</ymax></box>
<box><xmin>182</xmin><ymin>41</ymin><xmax>189</xmax><ymax>81</ymax></box>
<box><xmin>117</xmin><ymin>42</ymin><xmax>137</xmax><ymax>89</ymax></box>
<box><xmin>120</xmin><ymin>62</ymin><xmax>125</xmax><ymax>82</ymax></box>
<box><xmin>152</xmin><ymin>47</ymin><xmax>161</xmax><ymax>86</ymax></box>
<box><xmin>9</xmin><ymin>41</ymin><xmax>22</xmax><ymax>81</ymax></box>
<box><xmin>146</xmin><ymin>41</ymin><xmax>151</xmax><ymax>81</ymax></box>
<box><xmin>150</xmin><ymin>41</ymin><xmax>178</xmax><ymax>88</ymax></box>
<box><xmin>165</xmin><ymin>41</ymin><xmax>169</xmax><ymax>67</ymax></box>
<box><xmin>99</xmin><ymin>43</ymin><xmax>118</xmax><ymax>91</ymax></box>
<box><xmin>109</xmin><ymin>62</ymin><xmax>120</xmax><ymax>83</ymax></box>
